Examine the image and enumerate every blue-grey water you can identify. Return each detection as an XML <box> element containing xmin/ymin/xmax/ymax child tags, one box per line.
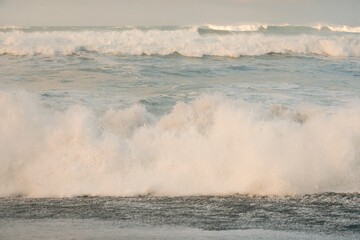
<box><xmin>0</xmin><ymin>25</ymin><xmax>359</xmax><ymax>239</ymax></box>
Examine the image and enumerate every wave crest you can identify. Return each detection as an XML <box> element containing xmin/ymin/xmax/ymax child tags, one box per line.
<box><xmin>313</xmin><ymin>24</ymin><xmax>360</xmax><ymax>33</ymax></box>
<box><xmin>203</xmin><ymin>23</ymin><xmax>268</xmax><ymax>32</ymax></box>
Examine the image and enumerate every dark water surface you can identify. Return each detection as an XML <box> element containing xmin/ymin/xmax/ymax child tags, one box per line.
<box><xmin>0</xmin><ymin>193</ymin><xmax>359</xmax><ymax>239</ymax></box>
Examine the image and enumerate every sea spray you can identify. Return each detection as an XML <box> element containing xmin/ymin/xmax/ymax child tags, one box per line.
<box><xmin>1</xmin><ymin>91</ymin><xmax>359</xmax><ymax>197</ymax></box>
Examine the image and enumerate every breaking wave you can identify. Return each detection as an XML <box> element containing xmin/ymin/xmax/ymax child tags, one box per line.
<box><xmin>203</xmin><ymin>23</ymin><xmax>269</xmax><ymax>32</ymax></box>
<box><xmin>0</xmin><ymin>27</ymin><xmax>359</xmax><ymax>57</ymax></box>
<box><xmin>313</xmin><ymin>24</ymin><xmax>360</xmax><ymax>33</ymax></box>
<box><xmin>0</xmin><ymin>91</ymin><xmax>359</xmax><ymax>197</ymax></box>
<box><xmin>204</xmin><ymin>23</ymin><xmax>360</xmax><ymax>33</ymax></box>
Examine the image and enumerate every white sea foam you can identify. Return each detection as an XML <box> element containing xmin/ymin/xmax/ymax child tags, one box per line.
<box><xmin>205</xmin><ymin>23</ymin><xmax>360</xmax><ymax>33</ymax></box>
<box><xmin>204</xmin><ymin>23</ymin><xmax>268</xmax><ymax>32</ymax></box>
<box><xmin>0</xmin><ymin>29</ymin><xmax>359</xmax><ymax>57</ymax></box>
<box><xmin>0</xmin><ymin>91</ymin><xmax>359</xmax><ymax>197</ymax></box>
<box><xmin>204</xmin><ymin>23</ymin><xmax>360</xmax><ymax>33</ymax></box>
<box><xmin>313</xmin><ymin>24</ymin><xmax>360</xmax><ymax>33</ymax></box>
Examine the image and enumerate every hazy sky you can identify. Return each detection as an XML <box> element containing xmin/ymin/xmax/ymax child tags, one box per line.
<box><xmin>0</xmin><ymin>0</ymin><xmax>359</xmax><ymax>26</ymax></box>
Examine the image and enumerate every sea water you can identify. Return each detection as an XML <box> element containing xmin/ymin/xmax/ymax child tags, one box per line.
<box><xmin>0</xmin><ymin>24</ymin><xmax>359</xmax><ymax>239</ymax></box>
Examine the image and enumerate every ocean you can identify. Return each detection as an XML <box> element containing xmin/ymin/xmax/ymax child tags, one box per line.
<box><xmin>0</xmin><ymin>24</ymin><xmax>359</xmax><ymax>239</ymax></box>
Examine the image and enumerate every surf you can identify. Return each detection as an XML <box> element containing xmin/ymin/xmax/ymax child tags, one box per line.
<box><xmin>1</xmin><ymin>91</ymin><xmax>359</xmax><ymax>197</ymax></box>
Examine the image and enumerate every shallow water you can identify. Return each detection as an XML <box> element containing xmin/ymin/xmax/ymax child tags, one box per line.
<box><xmin>0</xmin><ymin>194</ymin><xmax>359</xmax><ymax>239</ymax></box>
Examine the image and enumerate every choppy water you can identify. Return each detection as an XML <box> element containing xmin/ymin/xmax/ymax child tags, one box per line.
<box><xmin>0</xmin><ymin>194</ymin><xmax>359</xmax><ymax>239</ymax></box>
<box><xmin>0</xmin><ymin>24</ymin><xmax>359</xmax><ymax>238</ymax></box>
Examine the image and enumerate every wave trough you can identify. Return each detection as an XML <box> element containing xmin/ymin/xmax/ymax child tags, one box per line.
<box><xmin>1</xmin><ymin>91</ymin><xmax>359</xmax><ymax>197</ymax></box>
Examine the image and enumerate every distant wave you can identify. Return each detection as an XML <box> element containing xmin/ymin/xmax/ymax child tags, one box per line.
<box><xmin>1</xmin><ymin>24</ymin><xmax>360</xmax><ymax>33</ymax></box>
<box><xmin>0</xmin><ymin>28</ymin><xmax>359</xmax><ymax>57</ymax></box>
<box><xmin>0</xmin><ymin>91</ymin><xmax>359</xmax><ymax>197</ymax></box>
<box><xmin>202</xmin><ymin>23</ymin><xmax>360</xmax><ymax>33</ymax></box>
<box><xmin>313</xmin><ymin>24</ymin><xmax>360</xmax><ymax>33</ymax></box>
<box><xmin>203</xmin><ymin>23</ymin><xmax>269</xmax><ymax>32</ymax></box>
<box><xmin>0</xmin><ymin>25</ymin><xmax>29</xmax><ymax>30</ymax></box>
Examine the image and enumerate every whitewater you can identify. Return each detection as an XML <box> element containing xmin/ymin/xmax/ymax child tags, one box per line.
<box><xmin>1</xmin><ymin>91</ymin><xmax>360</xmax><ymax>197</ymax></box>
<box><xmin>0</xmin><ymin>24</ymin><xmax>359</xmax><ymax>239</ymax></box>
<box><xmin>1</xmin><ymin>24</ymin><xmax>360</xmax><ymax>57</ymax></box>
<box><xmin>1</xmin><ymin>24</ymin><xmax>360</xmax><ymax>197</ymax></box>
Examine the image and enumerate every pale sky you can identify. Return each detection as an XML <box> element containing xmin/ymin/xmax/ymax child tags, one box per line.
<box><xmin>0</xmin><ymin>0</ymin><xmax>359</xmax><ymax>26</ymax></box>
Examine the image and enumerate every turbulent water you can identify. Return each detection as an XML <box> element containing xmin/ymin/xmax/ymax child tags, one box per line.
<box><xmin>0</xmin><ymin>24</ymin><xmax>359</xmax><ymax>239</ymax></box>
<box><xmin>1</xmin><ymin>24</ymin><xmax>360</xmax><ymax>57</ymax></box>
